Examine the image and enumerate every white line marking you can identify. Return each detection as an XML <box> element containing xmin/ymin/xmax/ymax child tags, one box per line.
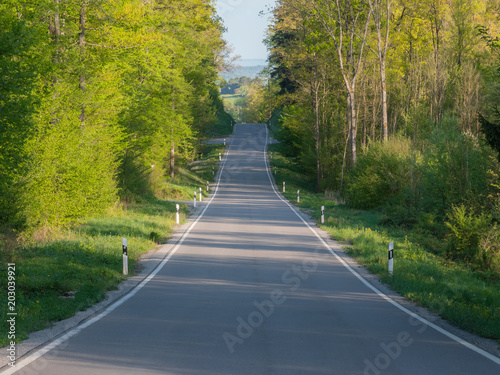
<box><xmin>2</xmin><ymin>128</ymin><xmax>237</xmax><ymax>375</ymax></box>
<box><xmin>262</xmin><ymin>124</ymin><xmax>500</xmax><ymax>366</ymax></box>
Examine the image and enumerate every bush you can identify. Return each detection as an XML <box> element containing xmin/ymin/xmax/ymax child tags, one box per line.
<box><xmin>418</xmin><ymin>123</ymin><xmax>494</xmax><ymax>218</ymax></box>
<box><xmin>346</xmin><ymin>136</ymin><xmax>421</xmax><ymax>210</ymax></box>
<box><xmin>479</xmin><ymin>224</ymin><xmax>500</xmax><ymax>273</ymax></box>
<box><xmin>445</xmin><ymin>204</ymin><xmax>491</xmax><ymax>265</ymax></box>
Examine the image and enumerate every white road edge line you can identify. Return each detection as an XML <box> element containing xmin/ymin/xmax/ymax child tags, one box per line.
<box><xmin>263</xmin><ymin>124</ymin><xmax>500</xmax><ymax>366</ymax></box>
<box><xmin>2</xmin><ymin>127</ymin><xmax>237</xmax><ymax>375</ymax></box>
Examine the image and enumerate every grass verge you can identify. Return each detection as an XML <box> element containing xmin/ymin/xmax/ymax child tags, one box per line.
<box><xmin>0</xmin><ymin>143</ymin><xmax>225</xmax><ymax>347</ymax></box>
<box><xmin>268</xmin><ymin>142</ymin><xmax>500</xmax><ymax>343</ymax></box>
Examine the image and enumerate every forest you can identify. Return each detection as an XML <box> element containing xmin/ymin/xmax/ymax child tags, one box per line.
<box><xmin>0</xmin><ymin>0</ymin><xmax>232</xmax><ymax>235</ymax></box>
<box><xmin>241</xmin><ymin>0</ymin><xmax>500</xmax><ymax>272</ymax></box>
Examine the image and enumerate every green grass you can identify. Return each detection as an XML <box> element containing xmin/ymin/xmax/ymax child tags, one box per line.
<box><xmin>268</xmin><ymin>143</ymin><xmax>500</xmax><ymax>342</ymax></box>
<box><xmin>0</xmin><ymin>143</ymin><xmax>226</xmax><ymax>347</ymax></box>
<box><xmin>221</xmin><ymin>94</ymin><xmax>244</xmax><ymax>104</ymax></box>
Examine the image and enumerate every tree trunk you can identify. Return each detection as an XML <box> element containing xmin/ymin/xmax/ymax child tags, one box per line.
<box><xmin>169</xmin><ymin>143</ymin><xmax>175</xmax><ymax>179</ymax></box>
<box><xmin>347</xmin><ymin>86</ymin><xmax>358</xmax><ymax>165</ymax></box>
<box><xmin>315</xmin><ymin>111</ymin><xmax>321</xmax><ymax>194</ymax></box>
<box><xmin>339</xmin><ymin>132</ymin><xmax>350</xmax><ymax>194</ymax></box>
<box><xmin>362</xmin><ymin>82</ymin><xmax>367</xmax><ymax>147</ymax></box>
<box><xmin>53</xmin><ymin>0</ymin><xmax>61</xmax><ymax>45</ymax></box>
<box><xmin>49</xmin><ymin>0</ymin><xmax>61</xmax><ymax>124</ymax></box>
<box><xmin>368</xmin><ymin>0</ymin><xmax>391</xmax><ymax>141</ymax></box>
<box><xmin>350</xmin><ymin>96</ymin><xmax>358</xmax><ymax>166</ymax></box>
<box><xmin>380</xmin><ymin>59</ymin><xmax>388</xmax><ymax>140</ymax></box>
<box><xmin>311</xmin><ymin>61</ymin><xmax>321</xmax><ymax>193</ymax></box>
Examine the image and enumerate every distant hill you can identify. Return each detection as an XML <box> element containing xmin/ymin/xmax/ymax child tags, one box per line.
<box><xmin>220</xmin><ymin>65</ymin><xmax>266</xmax><ymax>80</ymax></box>
<box><xmin>220</xmin><ymin>58</ymin><xmax>267</xmax><ymax>80</ymax></box>
<box><xmin>238</xmin><ymin>59</ymin><xmax>266</xmax><ymax>67</ymax></box>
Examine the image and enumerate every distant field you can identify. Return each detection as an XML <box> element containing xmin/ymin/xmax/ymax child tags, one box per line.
<box><xmin>221</xmin><ymin>94</ymin><xmax>244</xmax><ymax>104</ymax></box>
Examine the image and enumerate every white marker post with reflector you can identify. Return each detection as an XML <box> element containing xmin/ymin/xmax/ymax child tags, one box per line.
<box><xmin>199</xmin><ymin>187</ymin><xmax>202</xmax><ymax>202</ymax></box>
<box><xmin>388</xmin><ymin>242</ymin><xmax>394</xmax><ymax>276</ymax></box>
<box><xmin>194</xmin><ymin>191</ymin><xmax>197</xmax><ymax>208</ymax></box>
<box><xmin>122</xmin><ymin>238</ymin><xmax>128</xmax><ymax>275</ymax></box>
<box><xmin>321</xmin><ymin>206</ymin><xmax>325</xmax><ymax>224</ymax></box>
<box><xmin>297</xmin><ymin>190</ymin><xmax>300</xmax><ymax>203</ymax></box>
<box><xmin>283</xmin><ymin>181</ymin><xmax>285</xmax><ymax>193</ymax></box>
<box><xmin>176</xmin><ymin>204</ymin><xmax>180</xmax><ymax>225</ymax></box>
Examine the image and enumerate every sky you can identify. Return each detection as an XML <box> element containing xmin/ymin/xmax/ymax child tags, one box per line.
<box><xmin>215</xmin><ymin>0</ymin><xmax>276</xmax><ymax>61</ymax></box>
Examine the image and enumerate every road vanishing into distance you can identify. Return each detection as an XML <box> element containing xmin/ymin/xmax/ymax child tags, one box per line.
<box><xmin>5</xmin><ymin>124</ymin><xmax>500</xmax><ymax>375</ymax></box>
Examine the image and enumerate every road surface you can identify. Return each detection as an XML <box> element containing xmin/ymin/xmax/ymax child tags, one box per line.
<box><xmin>6</xmin><ymin>123</ymin><xmax>500</xmax><ymax>374</ymax></box>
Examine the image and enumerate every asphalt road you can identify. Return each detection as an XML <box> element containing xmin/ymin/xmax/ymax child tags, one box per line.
<box><xmin>7</xmin><ymin>124</ymin><xmax>500</xmax><ymax>374</ymax></box>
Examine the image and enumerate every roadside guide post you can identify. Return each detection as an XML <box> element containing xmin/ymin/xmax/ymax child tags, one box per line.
<box><xmin>388</xmin><ymin>242</ymin><xmax>394</xmax><ymax>276</ymax></box>
<box><xmin>122</xmin><ymin>238</ymin><xmax>128</xmax><ymax>275</ymax></box>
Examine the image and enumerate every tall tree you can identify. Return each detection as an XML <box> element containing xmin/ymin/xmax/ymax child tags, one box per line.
<box><xmin>307</xmin><ymin>0</ymin><xmax>372</xmax><ymax>165</ymax></box>
<box><xmin>368</xmin><ymin>0</ymin><xmax>391</xmax><ymax>141</ymax></box>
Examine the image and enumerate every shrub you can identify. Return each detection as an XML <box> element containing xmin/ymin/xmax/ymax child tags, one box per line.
<box><xmin>479</xmin><ymin>224</ymin><xmax>500</xmax><ymax>272</ymax></box>
<box><xmin>346</xmin><ymin>136</ymin><xmax>421</xmax><ymax>210</ymax></box>
<box><xmin>445</xmin><ymin>204</ymin><xmax>491</xmax><ymax>265</ymax></box>
<box><xmin>419</xmin><ymin>125</ymin><xmax>493</xmax><ymax>219</ymax></box>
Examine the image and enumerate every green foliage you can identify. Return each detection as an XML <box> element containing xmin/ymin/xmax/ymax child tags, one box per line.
<box><xmin>479</xmin><ymin>113</ymin><xmax>500</xmax><ymax>161</ymax></box>
<box><xmin>21</xmin><ymin>82</ymin><xmax>124</xmax><ymax>229</ymax></box>
<box><xmin>0</xmin><ymin>1</ymin><xmax>50</xmax><ymax>226</ymax></box>
<box><xmin>419</xmin><ymin>122</ymin><xmax>495</xmax><ymax>216</ymax></box>
<box><xmin>222</xmin><ymin>75</ymin><xmax>276</xmax><ymax>124</ymax></box>
<box><xmin>480</xmin><ymin>224</ymin><xmax>500</xmax><ymax>273</ymax></box>
<box><xmin>445</xmin><ymin>204</ymin><xmax>490</xmax><ymax>264</ymax></box>
<box><xmin>275</xmin><ymin>104</ymin><xmax>314</xmax><ymax>158</ymax></box>
<box><xmin>206</xmin><ymin>87</ymin><xmax>235</xmax><ymax>137</ymax></box>
<box><xmin>346</xmin><ymin>136</ymin><xmax>420</xmax><ymax>210</ymax></box>
<box><xmin>337</xmin><ymin>116</ymin><xmax>500</xmax><ymax>269</ymax></box>
<box><xmin>0</xmin><ymin>0</ymin><xmax>231</xmax><ymax>233</ymax></box>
